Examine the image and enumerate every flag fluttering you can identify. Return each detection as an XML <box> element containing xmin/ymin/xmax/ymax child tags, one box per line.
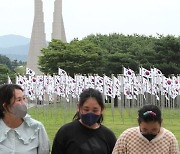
<box><xmin>14</xmin><ymin>67</ymin><xmax>180</xmax><ymax>102</ymax></box>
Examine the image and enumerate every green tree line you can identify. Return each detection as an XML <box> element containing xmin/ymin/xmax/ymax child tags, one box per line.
<box><xmin>0</xmin><ymin>54</ymin><xmax>25</xmax><ymax>84</ymax></box>
<box><xmin>39</xmin><ymin>33</ymin><xmax>180</xmax><ymax>76</ymax></box>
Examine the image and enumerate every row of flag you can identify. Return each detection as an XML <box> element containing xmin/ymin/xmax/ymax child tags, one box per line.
<box><xmin>13</xmin><ymin>67</ymin><xmax>180</xmax><ymax>102</ymax></box>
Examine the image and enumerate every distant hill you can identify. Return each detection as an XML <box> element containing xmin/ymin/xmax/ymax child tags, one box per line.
<box><xmin>0</xmin><ymin>34</ymin><xmax>30</xmax><ymax>61</ymax></box>
<box><xmin>0</xmin><ymin>44</ymin><xmax>29</xmax><ymax>55</ymax></box>
<box><xmin>0</xmin><ymin>34</ymin><xmax>30</xmax><ymax>48</ymax></box>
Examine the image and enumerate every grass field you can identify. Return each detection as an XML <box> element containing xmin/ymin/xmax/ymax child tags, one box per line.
<box><xmin>28</xmin><ymin>103</ymin><xmax>180</xmax><ymax>149</ymax></box>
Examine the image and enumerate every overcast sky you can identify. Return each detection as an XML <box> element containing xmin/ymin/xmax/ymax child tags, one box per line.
<box><xmin>0</xmin><ymin>0</ymin><xmax>180</xmax><ymax>42</ymax></box>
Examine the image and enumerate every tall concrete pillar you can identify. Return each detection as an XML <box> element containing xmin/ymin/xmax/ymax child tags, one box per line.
<box><xmin>52</xmin><ymin>0</ymin><xmax>66</xmax><ymax>42</ymax></box>
<box><xmin>27</xmin><ymin>0</ymin><xmax>46</xmax><ymax>74</ymax></box>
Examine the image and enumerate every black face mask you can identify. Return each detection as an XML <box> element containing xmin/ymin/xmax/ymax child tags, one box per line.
<box><xmin>80</xmin><ymin>112</ymin><xmax>100</xmax><ymax>126</ymax></box>
<box><xmin>142</xmin><ymin>133</ymin><xmax>157</xmax><ymax>141</ymax></box>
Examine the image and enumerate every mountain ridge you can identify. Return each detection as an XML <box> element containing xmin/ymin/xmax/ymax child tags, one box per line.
<box><xmin>0</xmin><ymin>34</ymin><xmax>30</xmax><ymax>61</ymax></box>
<box><xmin>0</xmin><ymin>34</ymin><xmax>30</xmax><ymax>48</ymax></box>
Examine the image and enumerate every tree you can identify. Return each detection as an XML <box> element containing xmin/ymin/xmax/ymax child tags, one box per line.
<box><xmin>39</xmin><ymin>34</ymin><xmax>180</xmax><ymax>76</ymax></box>
<box><xmin>153</xmin><ymin>35</ymin><xmax>180</xmax><ymax>76</ymax></box>
<box><xmin>0</xmin><ymin>64</ymin><xmax>11</xmax><ymax>84</ymax></box>
<box><xmin>0</xmin><ymin>54</ymin><xmax>12</xmax><ymax>70</ymax></box>
<box><xmin>39</xmin><ymin>39</ymin><xmax>107</xmax><ymax>76</ymax></box>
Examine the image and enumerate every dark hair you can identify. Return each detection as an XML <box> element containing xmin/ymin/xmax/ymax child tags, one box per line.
<box><xmin>0</xmin><ymin>84</ymin><xmax>23</xmax><ymax>119</ymax></box>
<box><xmin>138</xmin><ymin>104</ymin><xmax>162</xmax><ymax>124</ymax></box>
<box><xmin>73</xmin><ymin>88</ymin><xmax>105</xmax><ymax>123</ymax></box>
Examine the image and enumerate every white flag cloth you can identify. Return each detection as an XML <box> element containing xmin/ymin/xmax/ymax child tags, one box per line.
<box><xmin>94</xmin><ymin>75</ymin><xmax>104</xmax><ymax>93</ymax></box>
<box><xmin>139</xmin><ymin>67</ymin><xmax>152</xmax><ymax>78</ymax></box>
<box><xmin>88</xmin><ymin>75</ymin><xmax>95</xmax><ymax>89</ymax></box>
<box><xmin>103</xmin><ymin>75</ymin><xmax>113</xmax><ymax>97</ymax></box>
<box><xmin>7</xmin><ymin>75</ymin><xmax>12</xmax><ymax>84</ymax></box>
<box><xmin>58</xmin><ymin>68</ymin><xmax>67</xmax><ymax>76</ymax></box>
<box><xmin>26</xmin><ymin>67</ymin><xmax>35</xmax><ymax>76</ymax></box>
<box><xmin>112</xmin><ymin>76</ymin><xmax>121</xmax><ymax>98</ymax></box>
<box><xmin>124</xmin><ymin>83</ymin><xmax>133</xmax><ymax>99</ymax></box>
<box><xmin>123</xmin><ymin>67</ymin><xmax>135</xmax><ymax>78</ymax></box>
<box><xmin>14</xmin><ymin>67</ymin><xmax>179</xmax><ymax>101</ymax></box>
<box><xmin>123</xmin><ymin>67</ymin><xmax>136</xmax><ymax>83</ymax></box>
<box><xmin>75</xmin><ymin>74</ymin><xmax>85</xmax><ymax>96</ymax></box>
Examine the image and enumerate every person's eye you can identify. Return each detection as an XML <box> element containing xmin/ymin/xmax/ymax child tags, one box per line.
<box><xmin>83</xmin><ymin>109</ymin><xmax>89</xmax><ymax>112</ymax></box>
<box><xmin>142</xmin><ymin>128</ymin><xmax>147</xmax><ymax>131</ymax></box>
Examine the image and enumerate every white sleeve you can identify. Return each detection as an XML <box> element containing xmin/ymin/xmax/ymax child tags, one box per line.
<box><xmin>37</xmin><ymin>123</ymin><xmax>50</xmax><ymax>154</ymax></box>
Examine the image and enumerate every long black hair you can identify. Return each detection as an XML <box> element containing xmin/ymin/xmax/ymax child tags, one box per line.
<box><xmin>73</xmin><ymin>88</ymin><xmax>105</xmax><ymax>124</ymax></box>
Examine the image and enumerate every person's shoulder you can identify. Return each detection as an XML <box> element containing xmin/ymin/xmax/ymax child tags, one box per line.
<box><xmin>100</xmin><ymin>125</ymin><xmax>114</xmax><ymax>133</ymax></box>
<box><xmin>119</xmin><ymin>127</ymin><xmax>138</xmax><ymax>138</ymax></box>
<box><xmin>23</xmin><ymin>114</ymin><xmax>44</xmax><ymax>128</ymax></box>
<box><xmin>100</xmin><ymin>125</ymin><xmax>115</xmax><ymax>135</ymax></box>
<box><xmin>55</xmin><ymin>120</ymin><xmax>76</xmax><ymax>136</ymax></box>
<box><xmin>58</xmin><ymin>120</ymin><xmax>77</xmax><ymax>132</ymax></box>
<box><xmin>0</xmin><ymin>118</ymin><xmax>4</xmax><ymax>126</ymax></box>
<box><xmin>163</xmin><ymin>128</ymin><xmax>177</xmax><ymax>139</ymax></box>
<box><xmin>122</xmin><ymin>127</ymin><xmax>137</xmax><ymax>134</ymax></box>
<box><xmin>62</xmin><ymin>120</ymin><xmax>75</xmax><ymax>127</ymax></box>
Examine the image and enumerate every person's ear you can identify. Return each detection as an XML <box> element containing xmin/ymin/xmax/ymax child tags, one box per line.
<box><xmin>2</xmin><ymin>103</ymin><xmax>8</xmax><ymax>112</ymax></box>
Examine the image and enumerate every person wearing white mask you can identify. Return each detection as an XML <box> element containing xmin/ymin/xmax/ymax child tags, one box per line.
<box><xmin>0</xmin><ymin>84</ymin><xmax>50</xmax><ymax>154</ymax></box>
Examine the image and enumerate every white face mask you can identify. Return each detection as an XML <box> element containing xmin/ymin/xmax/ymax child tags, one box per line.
<box><xmin>11</xmin><ymin>103</ymin><xmax>27</xmax><ymax>118</ymax></box>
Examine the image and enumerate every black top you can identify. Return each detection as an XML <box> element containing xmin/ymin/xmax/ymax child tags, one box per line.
<box><xmin>51</xmin><ymin>120</ymin><xmax>117</xmax><ymax>154</ymax></box>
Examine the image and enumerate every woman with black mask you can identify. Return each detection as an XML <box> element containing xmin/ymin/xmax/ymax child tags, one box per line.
<box><xmin>112</xmin><ymin>104</ymin><xmax>179</xmax><ymax>154</ymax></box>
<box><xmin>52</xmin><ymin>88</ymin><xmax>116</xmax><ymax>154</ymax></box>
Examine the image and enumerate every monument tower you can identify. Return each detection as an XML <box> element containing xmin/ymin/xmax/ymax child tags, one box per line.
<box><xmin>27</xmin><ymin>0</ymin><xmax>66</xmax><ymax>74</ymax></box>
<box><xmin>52</xmin><ymin>0</ymin><xmax>66</xmax><ymax>42</ymax></box>
<box><xmin>26</xmin><ymin>0</ymin><xmax>46</xmax><ymax>74</ymax></box>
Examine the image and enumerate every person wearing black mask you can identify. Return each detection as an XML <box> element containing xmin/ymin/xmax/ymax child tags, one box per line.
<box><xmin>52</xmin><ymin>88</ymin><xmax>116</xmax><ymax>154</ymax></box>
<box><xmin>112</xmin><ymin>104</ymin><xmax>179</xmax><ymax>153</ymax></box>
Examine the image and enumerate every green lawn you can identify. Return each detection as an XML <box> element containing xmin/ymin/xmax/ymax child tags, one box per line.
<box><xmin>28</xmin><ymin>103</ymin><xmax>180</xmax><ymax>149</ymax></box>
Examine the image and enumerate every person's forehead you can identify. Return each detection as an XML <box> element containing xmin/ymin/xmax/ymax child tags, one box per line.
<box><xmin>140</xmin><ymin>121</ymin><xmax>160</xmax><ymax>128</ymax></box>
<box><xmin>14</xmin><ymin>89</ymin><xmax>24</xmax><ymax>97</ymax></box>
<box><xmin>82</xmin><ymin>98</ymin><xmax>100</xmax><ymax>108</ymax></box>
